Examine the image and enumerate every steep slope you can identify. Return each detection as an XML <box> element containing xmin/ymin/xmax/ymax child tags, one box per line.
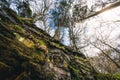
<box><xmin>0</xmin><ymin>6</ymin><xmax>119</xmax><ymax>80</ymax></box>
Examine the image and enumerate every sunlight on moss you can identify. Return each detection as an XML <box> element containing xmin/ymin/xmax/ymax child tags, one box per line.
<box><xmin>18</xmin><ymin>37</ymin><xmax>35</xmax><ymax>48</ymax></box>
<box><xmin>46</xmin><ymin>58</ymin><xmax>50</xmax><ymax>62</ymax></box>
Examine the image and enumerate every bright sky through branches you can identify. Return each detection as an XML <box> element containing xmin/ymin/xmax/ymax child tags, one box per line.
<box><xmin>82</xmin><ymin>6</ymin><xmax>120</xmax><ymax>57</ymax></box>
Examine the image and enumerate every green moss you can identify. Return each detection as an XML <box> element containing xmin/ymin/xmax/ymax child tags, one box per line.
<box><xmin>23</xmin><ymin>18</ymin><xmax>33</xmax><ymax>25</ymax></box>
<box><xmin>15</xmin><ymin>16</ymin><xmax>24</xmax><ymax>24</ymax></box>
<box><xmin>113</xmin><ymin>74</ymin><xmax>120</xmax><ymax>80</ymax></box>
<box><xmin>14</xmin><ymin>16</ymin><xmax>32</xmax><ymax>25</ymax></box>
<box><xmin>69</xmin><ymin>65</ymin><xmax>79</xmax><ymax>74</ymax></box>
<box><xmin>18</xmin><ymin>37</ymin><xmax>35</xmax><ymax>48</ymax></box>
<box><xmin>17</xmin><ymin>17</ymin><xmax>33</xmax><ymax>25</ymax></box>
<box><xmin>39</xmin><ymin>40</ymin><xmax>46</xmax><ymax>46</ymax></box>
<box><xmin>51</xmin><ymin>42</ymin><xmax>65</xmax><ymax>50</ymax></box>
<box><xmin>25</xmin><ymin>20</ymin><xmax>31</xmax><ymax>24</ymax></box>
<box><xmin>74</xmin><ymin>56</ymin><xmax>88</xmax><ymax>63</ymax></box>
<box><xmin>68</xmin><ymin>65</ymin><xmax>80</xmax><ymax>80</ymax></box>
<box><xmin>95</xmin><ymin>73</ymin><xmax>120</xmax><ymax>80</ymax></box>
<box><xmin>74</xmin><ymin>55</ymin><xmax>79</xmax><ymax>59</ymax></box>
<box><xmin>14</xmin><ymin>25</ymin><xmax>23</xmax><ymax>31</ymax></box>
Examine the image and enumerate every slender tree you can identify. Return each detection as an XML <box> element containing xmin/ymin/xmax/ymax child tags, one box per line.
<box><xmin>50</xmin><ymin>0</ymin><xmax>71</xmax><ymax>40</ymax></box>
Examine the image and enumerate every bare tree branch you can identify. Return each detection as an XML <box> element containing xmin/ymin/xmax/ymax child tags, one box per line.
<box><xmin>89</xmin><ymin>41</ymin><xmax>120</xmax><ymax>69</ymax></box>
<box><xmin>97</xmin><ymin>38</ymin><xmax>120</xmax><ymax>54</ymax></box>
<box><xmin>84</xmin><ymin>0</ymin><xmax>120</xmax><ymax>20</ymax></box>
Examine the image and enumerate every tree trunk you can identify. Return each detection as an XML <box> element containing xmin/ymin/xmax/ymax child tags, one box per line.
<box><xmin>54</xmin><ymin>23</ymin><xmax>61</xmax><ymax>40</ymax></box>
<box><xmin>69</xmin><ymin>26</ymin><xmax>79</xmax><ymax>52</ymax></box>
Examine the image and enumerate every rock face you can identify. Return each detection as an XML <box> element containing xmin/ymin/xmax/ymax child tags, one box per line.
<box><xmin>0</xmin><ymin>6</ymin><xmax>104</xmax><ymax>80</ymax></box>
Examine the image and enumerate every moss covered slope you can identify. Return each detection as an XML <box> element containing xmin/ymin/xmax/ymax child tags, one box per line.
<box><xmin>0</xmin><ymin>6</ymin><xmax>119</xmax><ymax>80</ymax></box>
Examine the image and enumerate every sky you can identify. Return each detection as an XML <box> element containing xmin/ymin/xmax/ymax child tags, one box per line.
<box><xmin>80</xmin><ymin>6</ymin><xmax>120</xmax><ymax>57</ymax></box>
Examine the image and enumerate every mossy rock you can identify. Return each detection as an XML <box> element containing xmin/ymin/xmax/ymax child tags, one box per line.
<box><xmin>0</xmin><ymin>5</ymin><xmax>114</xmax><ymax>80</ymax></box>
